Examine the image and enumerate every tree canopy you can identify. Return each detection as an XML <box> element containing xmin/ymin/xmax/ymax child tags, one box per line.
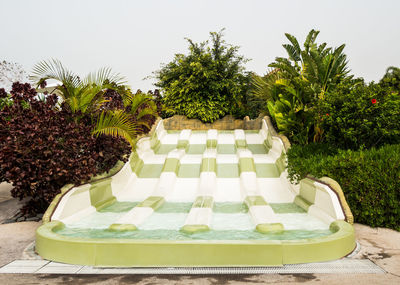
<box><xmin>154</xmin><ymin>30</ymin><xmax>250</xmax><ymax>123</ymax></box>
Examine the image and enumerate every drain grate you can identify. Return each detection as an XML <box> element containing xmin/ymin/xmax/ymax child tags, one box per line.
<box><xmin>0</xmin><ymin>259</ymin><xmax>385</xmax><ymax>274</ymax></box>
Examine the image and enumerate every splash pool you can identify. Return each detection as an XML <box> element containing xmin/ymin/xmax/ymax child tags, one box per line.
<box><xmin>36</xmin><ymin>117</ymin><xmax>355</xmax><ymax>266</ymax></box>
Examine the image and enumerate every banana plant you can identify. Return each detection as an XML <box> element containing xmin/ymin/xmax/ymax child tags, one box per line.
<box><xmin>252</xmin><ymin>29</ymin><xmax>350</xmax><ymax>144</ymax></box>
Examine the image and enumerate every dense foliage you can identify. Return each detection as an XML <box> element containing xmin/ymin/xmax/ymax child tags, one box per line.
<box><xmin>0</xmin><ymin>83</ymin><xmax>131</xmax><ymax>215</ymax></box>
<box><xmin>154</xmin><ymin>30</ymin><xmax>250</xmax><ymax>123</ymax></box>
<box><xmin>31</xmin><ymin>60</ymin><xmax>157</xmax><ymax>147</ymax></box>
<box><xmin>102</xmin><ymin>88</ymin><xmax>159</xmax><ymax>135</ymax></box>
<box><xmin>320</xmin><ymin>80</ymin><xmax>400</xmax><ymax>149</ymax></box>
<box><xmin>380</xmin><ymin>66</ymin><xmax>400</xmax><ymax>91</ymax></box>
<box><xmin>287</xmin><ymin>143</ymin><xmax>400</xmax><ymax>231</ymax></box>
<box><xmin>251</xmin><ymin>29</ymin><xmax>351</xmax><ymax>144</ymax></box>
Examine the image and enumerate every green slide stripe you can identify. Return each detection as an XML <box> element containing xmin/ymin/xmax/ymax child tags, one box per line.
<box><xmin>162</xmin><ymin>158</ymin><xmax>180</xmax><ymax>173</ymax></box>
<box><xmin>216</xmin><ymin>163</ymin><xmax>239</xmax><ymax>178</ymax></box>
<box><xmin>180</xmin><ymin>224</ymin><xmax>210</xmax><ymax>234</ymax></box>
<box><xmin>294</xmin><ymin>195</ymin><xmax>313</xmax><ymax>211</ymax></box>
<box><xmin>108</xmin><ymin>224</ymin><xmax>137</xmax><ymax>232</ymax></box>
<box><xmin>255</xmin><ymin>164</ymin><xmax>280</xmax><ymax>178</ymax></box>
<box><xmin>192</xmin><ymin>196</ymin><xmax>214</xmax><ymax>208</ymax></box>
<box><xmin>150</xmin><ymin>131</ymin><xmax>160</xmax><ymax>150</ymax></box>
<box><xmin>155</xmin><ymin>144</ymin><xmax>177</xmax><ymax>154</ymax></box>
<box><xmin>129</xmin><ymin>152</ymin><xmax>144</xmax><ymax>174</ymax></box>
<box><xmin>137</xmin><ymin>164</ymin><xmax>164</xmax><ymax>178</ymax></box>
<box><xmin>245</xmin><ymin>196</ymin><xmax>268</xmax><ymax>207</ymax></box>
<box><xmin>256</xmin><ymin>223</ymin><xmax>284</xmax><ymax>233</ymax></box>
<box><xmin>137</xmin><ymin>196</ymin><xmax>165</xmax><ymax>210</ymax></box>
<box><xmin>186</xmin><ymin>144</ymin><xmax>206</xmax><ymax>154</ymax></box>
<box><xmin>178</xmin><ymin>164</ymin><xmax>201</xmax><ymax>178</ymax></box>
<box><xmin>206</xmin><ymin>139</ymin><xmax>217</xmax><ymax>148</ymax></box>
<box><xmin>299</xmin><ymin>179</ymin><xmax>317</xmax><ymax>204</ymax></box>
<box><xmin>177</xmin><ymin>139</ymin><xmax>189</xmax><ymax>149</ymax></box>
<box><xmin>263</xmin><ymin>130</ymin><xmax>273</xmax><ymax>151</ymax></box>
<box><xmin>239</xmin><ymin>157</ymin><xmax>256</xmax><ymax>173</ymax></box>
<box><xmin>235</xmin><ymin>139</ymin><xmax>247</xmax><ymax>149</ymax></box>
<box><xmin>247</xmin><ymin>144</ymin><xmax>269</xmax><ymax>154</ymax></box>
<box><xmin>275</xmin><ymin>152</ymin><xmax>286</xmax><ymax>174</ymax></box>
<box><xmin>201</xmin><ymin>158</ymin><xmax>217</xmax><ymax>173</ymax></box>
<box><xmin>217</xmin><ymin>144</ymin><xmax>236</xmax><ymax>154</ymax></box>
<box><xmin>89</xmin><ymin>178</ymin><xmax>116</xmax><ymax>211</ymax></box>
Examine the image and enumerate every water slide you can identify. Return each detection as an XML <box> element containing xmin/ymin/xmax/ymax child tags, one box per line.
<box><xmin>36</xmin><ymin>118</ymin><xmax>355</xmax><ymax>266</ymax></box>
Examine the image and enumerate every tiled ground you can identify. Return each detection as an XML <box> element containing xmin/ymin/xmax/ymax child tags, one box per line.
<box><xmin>0</xmin><ymin>258</ymin><xmax>385</xmax><ymax>274</ymax></box>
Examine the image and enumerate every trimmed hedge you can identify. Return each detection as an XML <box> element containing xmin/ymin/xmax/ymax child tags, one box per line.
<box><xmin>321</xmin><ymin>82</ymin><xmax>400</xmax><ymax>149</ymax></box>
<box><xmin>287</xmin><ymin>143</ymin><xmax>400</xmax><ymax>231</ymax></box>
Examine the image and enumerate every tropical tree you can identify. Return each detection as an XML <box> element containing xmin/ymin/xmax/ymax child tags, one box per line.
<box><xmin>380</xmin><ymin>66</ymin><xmax>400</xmax><ymax>91</ymax></box>
<box><xmin>251</xmin><ymin>29</ymin><xmax>351</xmax><ymax>144</ymax></box>
<box><xmin>30</xmin><ymin>59</ymin><xmax>157</xmax><ymax>148</ymax></box>
<box><xmin>153</xmin><ymin>29</ymin><xmax>250</xmax><ymax>123</ymax></box>
<box><xmin>270</xmin><ymin>29</ymin><xmax>350</xmax><ymax>97</ymax></box>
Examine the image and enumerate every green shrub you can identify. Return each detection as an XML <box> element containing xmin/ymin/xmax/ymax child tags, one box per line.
<box><xmin>154</xmin><ymin>30</ymin><xmax>250</xmax><ymax>123</ymax></box>
<box><xmin>287</xmin><ymin>144</ymin><xmax>400</xmax><ymax>230</ymax></box>
<box><xmin>380</xmin><ymin>66</ymin><xmax>400</xmax><ymax>91</ymax></box>
<box><xmin>321</xmin><ymin>81</ymin><xmax>400</xmax><ymax>149</ymax></box>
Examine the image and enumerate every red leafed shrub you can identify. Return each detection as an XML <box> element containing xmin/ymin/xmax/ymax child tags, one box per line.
<box><xmin>0</xmin><ymin>83</ymin><xmax>130</xmax><ymax>215</ymax></box>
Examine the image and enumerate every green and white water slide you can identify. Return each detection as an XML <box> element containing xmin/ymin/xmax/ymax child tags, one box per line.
<box><xmin>36</xmin><ymin>117</ymin><xmax>355</xmax><ymax>266</ymax></box>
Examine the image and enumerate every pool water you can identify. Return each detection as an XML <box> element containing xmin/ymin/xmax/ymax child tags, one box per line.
<box><xmin>57</xmin><ymin>202</ymin><xmax>332</xmax><ymax>241</ymax></box>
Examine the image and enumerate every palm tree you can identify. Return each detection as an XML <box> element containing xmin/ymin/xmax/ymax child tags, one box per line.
<box><xmin>30</xmin><ymin>59</ymin><xmax>157</xmax><ymax>148</ymax></box>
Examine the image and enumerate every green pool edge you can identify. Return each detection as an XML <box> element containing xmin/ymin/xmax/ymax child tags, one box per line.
<box><xmin>35</xmin><ymin>220</ymin><xmax>355</xmax><ymax>267</ymax></box>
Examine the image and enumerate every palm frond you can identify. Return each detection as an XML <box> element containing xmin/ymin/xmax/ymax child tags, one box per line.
<box><xmin>92</xmin><ymin>110</ymin><xmax>138</xmax><ymax>148</ymax></box>
<box><xmin>82</xmin><ymin>67</ymin><xmax>126</xmax><ymax>87</ymax></box>
<box><xmin>30</xmin><ymin>59</ymin><xmax>80</xmax><ymax>91</ymax></box>
<box><xmin>136</xmin><ymin>107</ymin><xmax>157</xmax><ymax>121</ymax></box>
<box><xmin>125</xmin><ymin>93</ymin><xmax>154</xmax><ymax>116</ymax></box>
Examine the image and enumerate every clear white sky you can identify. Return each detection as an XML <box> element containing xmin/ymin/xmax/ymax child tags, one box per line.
<box><xmin>1</xmin><ymin>0</ymin><xmax>399</xmax><ymax>91</ymax></box>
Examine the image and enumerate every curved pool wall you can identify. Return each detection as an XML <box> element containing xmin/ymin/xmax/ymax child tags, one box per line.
<box><xmin>36</xmin><ymin>117</ymin><xmax>355</xmax><ymax>266</ymax></box>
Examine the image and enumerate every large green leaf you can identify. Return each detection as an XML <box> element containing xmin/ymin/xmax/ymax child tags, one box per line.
<box><xmin>92</xmin><ymin>110</ymin><xmax>138</xmax><ymax>148</ymax></box>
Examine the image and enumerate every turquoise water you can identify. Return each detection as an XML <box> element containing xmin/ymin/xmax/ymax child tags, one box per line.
<box><xmin>99</xmin><ymin>202</ymin><xmax>302</xmax><ymax>214</ymax></box>
<box><xmin>55</xmin><ymin>227</ymin><xmax>332</xmax><ymax>241</ymax></box>
<box><xmin>156</xmin><ymin>202</ymin><xmax>192</xmax><ymax>213</ymax></box>
<box><xmin>213</xmin><ymin>202</ymin><xmax>248</xmax><ymax>213</ymax></box>
<box><xmin>59</xmin><ymin>201</ymin><xmax>332</xmax><ymax>240</ymax></box>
